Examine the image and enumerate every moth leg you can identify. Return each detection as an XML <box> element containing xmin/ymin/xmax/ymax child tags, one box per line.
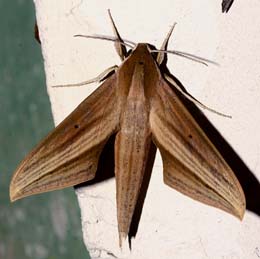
<box><xmin>157</xmin><ymin>23</ymin><xmax>176</xmax><ymax>65</ymax></box>
<box><xmin>164</xmin><ymin>73</ymin><xmax>232</xmax><ymax>118</ymax></box>
<box><xmin>108</xmin><ymin>10</ymin><xmax>127</xmax><ymax>61</ymax></box>
<box><xmin>52</xmin><ymin>65</ymin><xmax>118</xmax><ymax>88</ymax></box>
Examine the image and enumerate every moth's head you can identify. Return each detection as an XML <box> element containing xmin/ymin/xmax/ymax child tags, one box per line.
<box><xmin>123</xmin><ymin>43</ymin><xmax>166</xmax><ymax>69</ymax></box>
<box><xmin>130</xmin><ymin>43</ymin><xmax>155</xmax><ymax>54</ymax></box>
<box><xmin>124</xmin><ymin>43</ymin><xmax>163</xmax><ymax>64</ymax></box>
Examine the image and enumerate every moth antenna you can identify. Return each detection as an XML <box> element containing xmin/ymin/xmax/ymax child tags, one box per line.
<box><xmin>157</xmin><ymin>23</ymin><xmax>177</xmax><ymax>65</ymax></box>
<box><xmin>152</xmin><ymin>49</ymin><xmax>219</xmax><ymax>66</ymax></box>
<box><xmin>108</xmin><ymin>9</ymin><xmax>127</xmax><ymax>61</ymax></box>
<box><xmin>171</xmin><ymin>50</ymin><xmax>219</xmax><ymax>66</ymax></box>
<box><xmin>52</xmin><ymin>65</ymin><xmax>118</xmax><ymax>88</ymax></box>
<box><xmin>164</xmin><ymin>73</ymin><xmax>232</xmax><ymax>118</ymax></box>
<box><xmin>74</xmin><ymin>34</ymin><xmax>135</xmax><ymax>49</ymax></box>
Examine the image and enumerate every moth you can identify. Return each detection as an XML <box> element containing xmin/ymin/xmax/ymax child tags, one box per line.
<box><xmin>10</xmin><ymin>11</ymin><xmax>245</xmax><ymax>245</ymax></box>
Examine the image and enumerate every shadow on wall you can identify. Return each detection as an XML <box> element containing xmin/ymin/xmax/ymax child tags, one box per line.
<box><xmin>222</xmin><ymin>0</ymin><xmax>235</xmax><ymax>13</ymax></box>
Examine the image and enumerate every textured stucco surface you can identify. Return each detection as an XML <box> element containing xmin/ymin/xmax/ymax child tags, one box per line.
<box><xmin>35</xmin><ymin>0</ymin><xmax>260</xmax><ymax>258</ymax></box>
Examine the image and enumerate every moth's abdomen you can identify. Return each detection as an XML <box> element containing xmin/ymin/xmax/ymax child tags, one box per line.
<box><xmin>114</xmin><ymin>62</ymin><xmax>152</xmax><ymax>244</ymax></box>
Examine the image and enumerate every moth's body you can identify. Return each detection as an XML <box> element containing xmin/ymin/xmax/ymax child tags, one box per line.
<box><xmin>10</xmin><ymin>21</ymin><xmax>245</xmax><ymax>246</ymax></box>
<box><xmin>115</xmin><ymin>44</ymin><xmax>157</xmax><ymax>239</ymax></box>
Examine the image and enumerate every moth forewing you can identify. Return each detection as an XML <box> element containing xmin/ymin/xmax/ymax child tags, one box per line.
<box><xmin>10</xmin><ymin>74</ymin><xmax>120</xmax><ymax>202</ymax></box>
<box><xmin>149</xmin><ymin>77</ymin><xmax>245</xmax><ymax>220</ymax></box>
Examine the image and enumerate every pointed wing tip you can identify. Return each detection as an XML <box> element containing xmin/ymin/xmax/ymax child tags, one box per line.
<box><xmin>230</xmin><ymin>209</ymin><xmax>244</xmax><ymax>222</ymax></box>
<box><xmin>163</xmin><ymin>176</ymin><xmax>246</xmax><ymax>222</ymax></box>
<box><xmin>9</xmin><ymin>167</ymin><xmax>26</xmax><ymax>202</ymax></box>
<box><xmin>10</xmin><ymin>195</ymin><xmax>18</xmax><ymax>203</ymax></box>
<box><xmin>9</xmin><ymin>184</ymin><xmax>22</xmax><ymax>202</ymax></box>
<box><xmin>9</xmin><ymin>189</ymin><xmax>19</xmax><ymax>202</ymax></box>
<box><xmin>9</xmin><ymin>177</ymin><xmax>37</xmax><ymax>202</ymax></box>
<box><xmin>234</xmin><ymin>190</ymin><xmax>246</xmax><ymax>221</ymax></box>
<box><xmin>224</xmin><ymin>195</ymin><xmax>246</xmax><ymax>221</ymax></box>
<box><xmin>9</xmin><ymin>180</ymin><xmax>16</xmax><ymax>202</ymax></box>
<box><xmin>234</xmin><ymin>204</ymin><xmax>246</xmax><ymax>221</ymax></box>
<box><xmin>238</xmin><ymin>211</ymin><xmax>245</xmax><ymax>221</ymax></box>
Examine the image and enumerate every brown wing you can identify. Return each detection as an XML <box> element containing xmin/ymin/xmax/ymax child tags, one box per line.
<box><xmin>10</xmin><ymin>74</ymin><xmax>119</xmax><ymax>201</ymax></box>
<box><xmin>150</xmin><ymin>78</ymin><xmax>245</xmax><ymax>219</ymax></box>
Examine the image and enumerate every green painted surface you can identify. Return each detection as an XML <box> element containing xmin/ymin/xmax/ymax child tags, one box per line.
<box><xmin>0</xmin><ymin>1</ymin><xmax>90</xmax><ymax>258</ymax></box>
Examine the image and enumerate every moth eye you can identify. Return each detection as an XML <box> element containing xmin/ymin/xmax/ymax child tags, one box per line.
<box><xmin>74</xmin><ymin>124</ymin><xmax>79</xmax><ymax>129</ymax></box>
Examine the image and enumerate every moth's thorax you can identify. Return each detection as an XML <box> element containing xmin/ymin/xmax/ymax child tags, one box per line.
<box><xmin>116</xmin><ymin>43</ymin><xmax>161</xmax><ymax>103</ymax></box>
